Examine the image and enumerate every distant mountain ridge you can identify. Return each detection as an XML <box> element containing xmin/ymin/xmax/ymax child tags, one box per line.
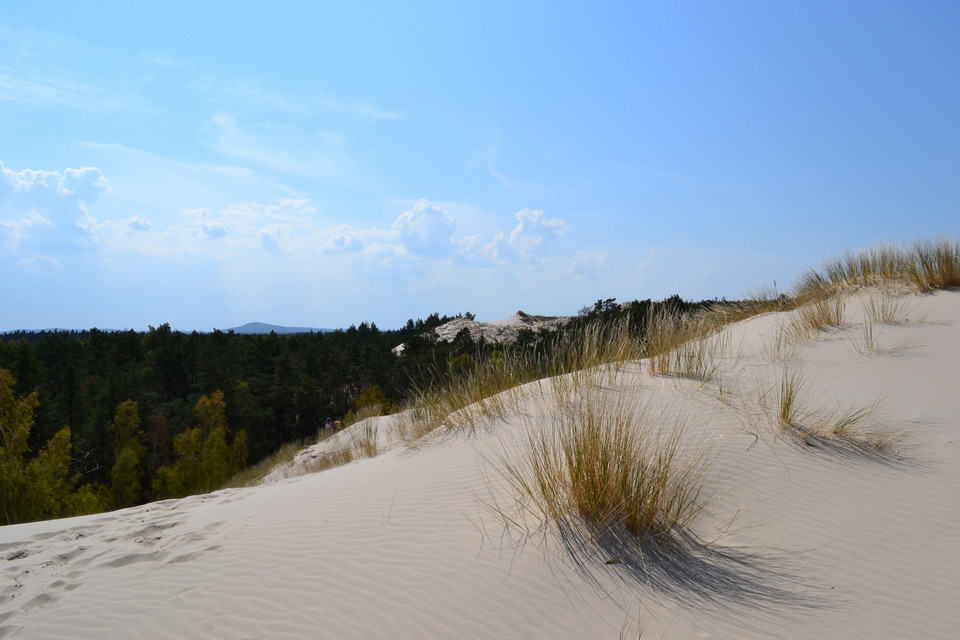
<box><xmin>228</xmin><ymin>322</ymin><xmax>331</xmax><ymax>335</ymax></box>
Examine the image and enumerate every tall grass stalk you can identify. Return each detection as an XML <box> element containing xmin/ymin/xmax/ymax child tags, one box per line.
<box><xmin>762</xmin><ymin>365</ymin><xmax>895</xmax><ymax>453</ymax></box>
<box><xmin>497</xmin><ymin>389</ymin><xmax>708</xmax><ymax>544</ymax></box>
<box><xmin>796</xmin><ymin>237</ymin><xmax>960</xmax><ymax>297</ymax></box>
<box><xmin>351</xmin><ymin>420</ymin><xmax>380</xmax><ymax>459</ymax></box>
<box><xmin>862</xmin><ymin>292</ymin><xmax>909</xmax><ymax>325</ymax></box>
<box><xmin>646</xmin><ymin>308</ymin><xmax>732</xmax><ymax>383</ymax></box>
<box><xmin>401</xmin><ymin>316</ymin><xmax>643</xmax><ymax>443</ymax></box>
<box><xmin>783</xmin><ymin>294</ymin><xmax>845</xmax><ymax>343</ymax></box>
<box><xmin>221</xmin><ymin>441</ymin><xmax>305</xmax><ymax>489</ymax></box>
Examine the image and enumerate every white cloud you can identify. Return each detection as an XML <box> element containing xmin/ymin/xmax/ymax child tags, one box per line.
<box><xmin>392</xmin><ymin>199</ymin><xmax>455</xmax><ymax>256</ymax></box>
<box><xmin>483</xmin><ymin>208</ymin><xmax>568</xmax><ymax>262</ymax></box>
<box><xmin>0</xmin><ymin>161</ymin><xmax>109</xmax><ymax>253</ymax></box>
<box><xmin>321</xmin><ymin>231</ymin><xmax>366</xmax><ymax>253</ymax></box>
<box><xmin>204</xmin><ymin>113</ymin><xmax>355</xmax><ymax>181</ymax></box>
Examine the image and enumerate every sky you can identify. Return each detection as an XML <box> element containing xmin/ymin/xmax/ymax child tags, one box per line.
<box><xmin>2</xmin><ymin>1</ymin><xmax>958</xmax><ymax>332</ymax></box>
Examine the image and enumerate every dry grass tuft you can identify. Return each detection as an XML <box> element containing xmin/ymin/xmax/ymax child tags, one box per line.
<box><xmin>496</xmin><ymin>388</ymin><xmax>709</xmax><ymax>545</ymax></box>
<box><xmin>787</xmin><ymin>294</ymin><xmax>845</xmax><ymax>342</ymax></box>
<box><xmin>399</xmin><ymin>316</ymin><xmax>644</xmax><ymax>444</ymax></box>
<box><xmin>302</xmin><ymin>445</ymin><xmax>355</xmax><ymax>473</ymax></box>
<box><xmin>911</xmin><ymin>236</ymin><xmax>960</xmax><ymax>291</ymax></box>
<box><xmin>863</xmin><ymin>292</ymin><xmax>911</xmax><ymax>324</ymax></box>
<box><xmin>761</xmin><ymin>365</ymin><xmax>898</xmax><ymax>454</ymax></box>
<box><xmin>350</xmin><ymin>420</ymin><xmax>380</xmax><ymax>459</ymax></box>
<box><xmin>221</xmin><ymin>441</ymin><xmax>305</xmax><ymax>489</ymax></box>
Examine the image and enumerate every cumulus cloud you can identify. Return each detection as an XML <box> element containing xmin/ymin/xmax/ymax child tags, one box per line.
<box><xmin>392</xmin><ymin>199</ymin><xmax>455</xmax><ymax>256</ymax></box>
<box><xmin>321</xmin><ymin>231</ymin><xmax>365</xmax><ymax>253</ymax></box>
<box><xmin>0</xmin><ymin>161</ymin><xmax>109</xmax><ymax>253</ymax></box>
<box><xmin>484</xmin><ymin>208</ymin><xmax>568</xmax><ymax>262</ymax></box>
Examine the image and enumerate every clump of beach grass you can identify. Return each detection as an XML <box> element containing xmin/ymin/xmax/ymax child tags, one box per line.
<box><xmin>495</xmin><ymin>388</ymin><xmax>709</xmax><ymax>545</ymax></box>
<box><xmin>863</xmin><ymin>291</ymin><xmax>912</xmax><ymax>324</ymax></box>
<box><xmin>350</xmin><ymin>420</ymin><xmax>380</xmax><ymax>459</ymax></box>
<box><xmin>911</xmin><ymin>236</ymin><xmax>960</xmax><ymax>291</ymax></box>
<box><xmin>761</xmin><ymin>365</ymin><xmax>898</xmax><ymax>454</ymax></box>
<box><xmin>851</xmin><ymin>319</ymin><xmax>880</xmax><ymax>354</ymax></box>
<box><xmin>785</xmin><ymin>294</ymin><xmax>846</xmax><ymax>343</ymax></box>
<box><xmin>301</xmin><ymin>444</ymin><xmax>355</xmax><ymax>473</ymax></box>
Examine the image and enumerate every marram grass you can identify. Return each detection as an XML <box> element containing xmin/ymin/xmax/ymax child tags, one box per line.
<box><xmin>796</xmin><ymin>236</ymin><xmax>960</xmax><ymax>297</ymax></box>
<box><xmin>762</xmin><ymin>365</ymin><xmax>899</xmax><ymax>454</ymax></box>
<box><xmin>496</xmin><ymin>389</ymin><xmax>709</xmax><ymax>544</ymax></box>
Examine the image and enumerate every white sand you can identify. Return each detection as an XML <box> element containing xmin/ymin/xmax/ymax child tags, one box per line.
<box><xmin>3</xmin><ymin>290</ymin><xmax>959</xmax><ymax>639</ymax></box>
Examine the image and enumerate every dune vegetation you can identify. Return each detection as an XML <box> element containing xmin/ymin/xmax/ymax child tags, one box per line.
<box><xmin>383</xmin><ymin>238</ymin><xmax>958</xmax><ymax>546</ymax></box>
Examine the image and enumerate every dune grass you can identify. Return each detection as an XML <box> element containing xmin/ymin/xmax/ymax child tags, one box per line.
<box><xmin>863</xmin><ymin>291</ymin><xmax>912</xmax><ymax>324</ymax></box>
<box><xmin>784</xmin><ymin>294</ymin><xmax>846</xmax><ymax>343</ymax></box>
<box><xmin>762</xmin><ymin>365</ymin><xmax>897</xmax><ymax>454</ymax></box>
<box><xmin>398</xmin><ymin>317</ymin><xmax>644</xmax><ymax>443</ymax></box>
<box><xmin>261</xmin><ymin>238</ymin><xmax>949</xmax><ymax>486</ymax></box>
<box><xmin>350</xmin><ymin>420</ymin><xmax>380</xmax><ymax>459</ymax></box>
<box><xmin>495</xmin><ymin>387</ymin><xmax>708</xmax><ymax>545</ymax></box>
<box><xmin>796</xmin><ymin>237</ymin><xmax>960</xmax><ymax>297</ymax></box>
<box><xmin>403</xmin><ymin>236</ymin><xmax>957</xmax><ymax>448</ymax></box>
<box><xmin>646</xmin><ymin>308</ymin><xmax>732</xmax><ymax>383</ymax></box>
<box><xmin>221</xmin><ymin>441</ymin><xmax>307</xmax><ymax>489</ymax></box>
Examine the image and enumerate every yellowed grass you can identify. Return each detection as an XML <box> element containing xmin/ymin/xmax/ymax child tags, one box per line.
<box><xmin>760</xmin><ymin>365</ymin><xmax>898</xmax><ymax>454</ymax></box>
<box><xmin>494</xmin><ymin>387</ymin><xmax>709</xmax><ymax>545</ymax></box>
<box><xmin>350</xmin><ymin>420</ymin><xmax>380</xmax><ymax>459</ymax></box>
<box><xmin>646</xmin><ymin>308</ymin><xmax>733</xmax><ymax>383</ymax></box>
<box><xmin>220</xmin><ymin>441</ymin><xmax>305</xmax><ymax>489</ymax></box>
<box><xmin>796</xmin><ymin>237</ymin><xmax>960</xmax><ymax>297</ymax></box>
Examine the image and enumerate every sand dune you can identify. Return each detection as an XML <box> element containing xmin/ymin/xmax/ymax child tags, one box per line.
<box><xmin>3</xmin><ymin>290</ymin><xmax>958</xmax><ymax>639</ymax></box>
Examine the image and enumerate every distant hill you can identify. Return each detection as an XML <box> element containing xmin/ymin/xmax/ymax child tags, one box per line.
<box><xmin>228</xmin><ymin>322</ymin><xmax>331</xmax><ymax>335</ymax></box>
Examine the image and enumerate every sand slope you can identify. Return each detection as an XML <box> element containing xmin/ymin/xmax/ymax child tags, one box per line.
<box><xmin>2</xmin><ymin>290</ymin><xmax>958</xmax><ymax>639</ymax></box>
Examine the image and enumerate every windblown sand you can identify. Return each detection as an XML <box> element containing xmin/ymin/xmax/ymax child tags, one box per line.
<box><xmin>3</xmin><ymin>290</ymin><xmax>959</xmax><ymax>639</ymax></box>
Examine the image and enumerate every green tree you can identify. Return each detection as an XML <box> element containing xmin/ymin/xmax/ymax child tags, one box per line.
<box><xmin>153</xmin><ymin>427</ymin><xmax>202</xmax><ymax>498</ymax></box>
<box><xmin>194</xmin><ymin>390</ymin><xmax>229</xmax><ymax>437</ymax></box>
<box><xmin>0</xmin><ymin>367</ymin><xmax>38</xmax><ymax>524</ymax></box>
<box><xmin>153</xmin><ymin>391</ymin><xmax>247</xmax><ymax>498</ymax></box>
<box><xmin>0</xmin><ymin>366</ymin><xmax>77</xmax><ymax>523</ymax></box>
<box><xmin>23</xmin><ymin>427</ymin><xmax>73</xmax><ymax>522</ymax></box>
<box><xmin>351</xmin><ymin>385</ymin><xmax>392</xmax><ymax>414</ymax></box>
<box><xmin>110</xmin><ymin>400</ymin><xmax>146</xmax><ymax>509</ymax></box>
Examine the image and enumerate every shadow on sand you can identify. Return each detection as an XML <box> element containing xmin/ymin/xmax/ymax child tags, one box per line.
<box><xmin>554</xmin><ymin>523</ymin><xmax>829</xmax><ymax>629</ymax></box>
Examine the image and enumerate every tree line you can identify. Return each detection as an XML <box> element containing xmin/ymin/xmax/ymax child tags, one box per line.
<box><xmin>0</xmin><ymin>296</ymin><xmax>721</xmax><ymax>524</ymax></box>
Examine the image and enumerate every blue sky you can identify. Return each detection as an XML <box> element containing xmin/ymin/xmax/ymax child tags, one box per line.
<box><xmin>2</xmin><ymin>1</ymin><xmax>958</xmax><ymax>331</ymax></box>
